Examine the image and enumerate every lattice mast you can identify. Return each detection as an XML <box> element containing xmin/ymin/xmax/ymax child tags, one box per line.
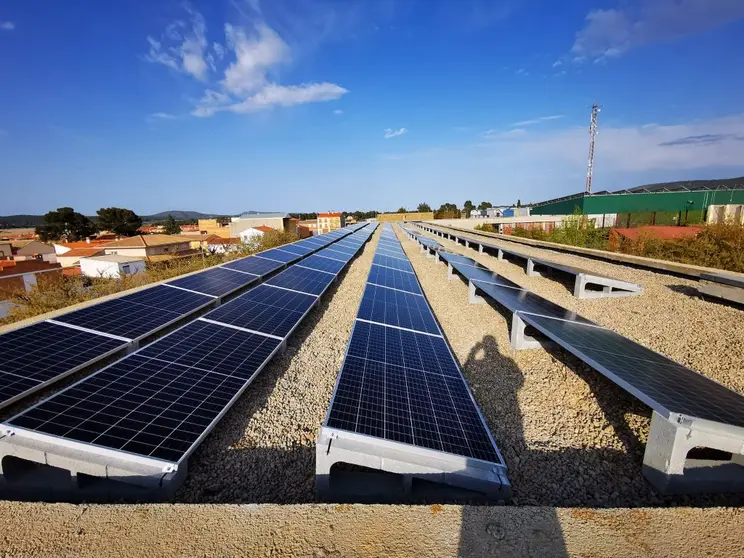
<box><xmin>585</xmin><ymin>103</ymin><xmax>600</xmax><ymax>194</ymax></box>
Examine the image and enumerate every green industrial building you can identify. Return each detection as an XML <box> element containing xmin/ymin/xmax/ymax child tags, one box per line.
<box><xmin>531</xmin><ymin>179</ymin><xmax>744</xmax><ymax>225</ymax></box>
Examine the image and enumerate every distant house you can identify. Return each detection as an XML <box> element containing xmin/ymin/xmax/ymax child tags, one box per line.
<box><xmin>205</xmin><ymin>235</ymin><xmax>243</xmax><ymax>254</ymax></box>
<box><xmin>0</xmin><ymin>259</ymin><xmax>62</xmax><ymax>297</ymax></box>
<box><xmin>103</xmin><ymin>234</ymin><xmax>197</xmax><ymax>262</ymax></box>
<box><xmin>317</xmin><ymin>212</ymin><xmax>345</xmax><ymax>234</ymax></box>
<box><xmin>54</xmin><ymin>238</ymin><xmax>111</xmax><ymax>258</ymax></box>
<box><xmin>297</xmin><ymin>219</ymin><xmax>318</xmax><ymax>237</ymax></box>
<box><xmin>79</xmin><ymin>255</ymin><xmax>145</xmax><ymax>279</ymax></box>
<box><xmin>56</xmin><ymin>247</ymin><xmax>106</xmax><ymax>268</ymax></box>
<box><xmin>13</xmin><ymin>240</ymin><xmax>57</xmax><ymax>263</ymax></box>
<box><xmin>0</xmin><ymin>242</ymin><xmax>11</xmax><ymax>259</ymax></box>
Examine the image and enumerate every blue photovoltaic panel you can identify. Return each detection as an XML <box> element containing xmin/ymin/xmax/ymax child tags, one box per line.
<box><xmin>138</xmin><ymin>320</ymin><xmax>282</xmax><ymax>377</ymax></box>
<box><xmin>367</xmin><ymin>264</ymin><xmax>422</xmax><ymax>295</ymax></box>
<box><xmin>205</xmin><ymin>284</ymin><xmax>316</xmax><ymax>337</ymax></box>
<box><xmin>55</xmin><ymin>285</ymin><xmax>214</xmax><ymax>340</ymax></box>
<box><xmin>298</xmin><ymin>254</ymin><xmax>346</xmax><ymax>275</ymax></box>
<box><xmin>259</xmin><ymin>248</ymin><xmax>302</xmax><ymax>263</ymax></box>
<box><xmin>167</xmin><ymin>267</ymin><xmax>258</xmax><ymax>298</ymax></box>
<box><xmin>472</xmin><ymin>280</ymin><xmax>594</xmax><ymax>324</ymax></box>
<box><xmin>357</xmin><ymin>283</ymin><xmax>439</xmax><ymax>335</ymax></box>
<box><xmin>0</xmin><ymin>322</ymin><xmax>128</xmax><ymax>407</ymax></box>
<box><xmin>8</xmin><ymin>355</ymin><xmax>250</xmax><ymax>463</ymax></box>
<box><xmin>222</xmin><ymin>255</ymin><xmax>284</xmax><ymax>277</ymax></box>
<box><xmin>278</xmin><ymin>243</ymin><xmax>314</xmax><ymax>256</ymax></box>
<box><xmin>326</xmin><ymin>321</ymin><xmax>499</xmax><ymax>462</ymax></box>
<box><xmin>266</xmin><ymin>265</ymin><xmax>335</xmax><ymax>296</ymax></box>
<box><xmin>439</xmin><ymin>255</ymin><xmax>523</xmax><ymax>290</ymax></box>
<box><xmin>318</xmin><ymin>248</ymin><xmax>352</xmax><ymax>262</ymax></box>
<box><xmin>326</xmin><ymin>244</ymin><xmax>357</xmax><ymax>256</ymax></box>
<box><xmin>372</xmin><ymin>254</ymin><xmax>414</xmax><ymax>273</ymax></box>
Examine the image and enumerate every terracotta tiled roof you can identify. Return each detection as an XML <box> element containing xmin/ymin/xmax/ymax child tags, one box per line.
<box><xmin>56</xmin><ymin>239</ymin><xmax>111</xmax><ymax>250</ymax></box>
<box><xmin>58</xmin><ymin>247</ymin><xmax>106</xmax><ymax>258</ymax></box>
<box><xmin>205</xmin><ymin>235</ymin><xmax>242</xmax><ymax>244</ymax></box>
<box><xmin>254</xmin><ymin>226</ymin><xmax>275</xmax><ymax>233</ymax></box>
<box><xmin>102</xmin><ymin>234</ymin><xmax>194</xmax><ymax>248</ymax></box>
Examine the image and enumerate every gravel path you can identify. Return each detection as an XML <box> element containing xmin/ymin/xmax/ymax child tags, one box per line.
<box><xmin>398</xmin><ymin>225</ymin><xmax>744</xmax><ymax>507</ymax></box>
<box><xmin>177</xmin><ymin>232</ymin><xmax>379</xmax><ymax>503</ymax></box>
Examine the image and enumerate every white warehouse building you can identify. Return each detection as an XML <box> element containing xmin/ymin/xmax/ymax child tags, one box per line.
<box><xmin>79</xmin><ymin>255</ymin><xmax>145</xmax><ymax>279</ymax></box>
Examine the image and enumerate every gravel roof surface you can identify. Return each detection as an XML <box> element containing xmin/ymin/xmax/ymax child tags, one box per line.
<box><xmin>405</xmin><ymin>225</ymin><xmax>744</xmax><ymax>507</ymax></box>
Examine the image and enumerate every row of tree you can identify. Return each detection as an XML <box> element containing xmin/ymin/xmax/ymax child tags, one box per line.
<box><xmin>35</xmin><ymin>207</ymin><xmax>184</xmax><ymax>241</ymax></box>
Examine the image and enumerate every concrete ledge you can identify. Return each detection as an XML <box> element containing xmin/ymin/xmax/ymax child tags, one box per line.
<box><xmin>698</xmin><ymin>281</ymin><xmax>744</xmax><ymax>305</ymax></box>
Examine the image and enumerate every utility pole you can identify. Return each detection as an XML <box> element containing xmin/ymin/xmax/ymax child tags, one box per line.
<box><xmin>585</xmin><ymin>103</ymin><xmax>600</xmax><ymax>194</ymax></box>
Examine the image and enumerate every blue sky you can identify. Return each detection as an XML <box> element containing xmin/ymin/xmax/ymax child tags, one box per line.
<box><xmin>2</xmin><ymin>0</ymin><xmax>744</xmax><ymax>215</ymax></box>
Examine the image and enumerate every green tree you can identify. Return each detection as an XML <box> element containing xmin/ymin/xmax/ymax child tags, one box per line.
<box><xmin>417</xmin><ymin>203</ymin><xmax>432</xmax><ymax>213</ymax></box>
<box><xmin>397</xmin><ymin>207</ymin><xmax>408</xmax><ymax>213</ymax></box>
<box><xmin>35</xmin><ymin>207</ymin><xmax>97</xmax><ymax>241</ymax></box>
<box><xmin>463</xmin><ymin>200</ymin><xmax>475</xmax><ymax>216</ymax></box>
<box><xmin>478</xmin><ymin>201</ymin><xmax>493</xmax><ymax>210</ymax></box>
<box><xmin>96</xmin><ymin>207</ymin><xmax>143</xmax><ymax>236</ymax></box>
<box><xmin>434</xmin><ymin>203</ymin><xmax>460</xmax><ymax>219</ymax></box>
<box><xmin>163</xmin><ymin>214</ymin><xmax>181</xmax><ymax>234</ymax></box>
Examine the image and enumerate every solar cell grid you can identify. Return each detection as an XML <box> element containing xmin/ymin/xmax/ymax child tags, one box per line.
<box><xmin>367</xmin><ymin>264</ymin><xmax>422</xmax><ymax>295</ymax></box>
<box><xmin>259</xmin><ymin>248</ymin><xmax>301</xmax><ymax>263</ymax></box>
<box><xmin>521</xmin><ymin>313</ymin><xmax>744</xmax><ymax>429</ymax></box>
<box><xmin>372</xmin><ymin>254</ymin><xmax>414</xmax><ymax>273</ymax></box>
<box><xmin>357</xmin><ymin>283</ymin><xmax>439</xmax><ymax>335</ymax></box>
<box><xmin>0</xmin><ymin>322</ymin><xmax>127</xmax><ymax>406</ymax></box>
<box><xmin>316</xmin><ymin>248</ymin><xmax>352</xmax><ymax>262</ymax></box>
<box><xmin>222</xmin><ymin>255</ymin><xmax>285</xmax><ymax>276</ymax></box>
<box><xmin>278</xmin><ymin>243</ymin><xmax>314</xmax><ymax>256</ymax></box>
<box><xmin>205</xmin><ymin>284</ymin><xmax>316</xmax><ymax>337</ymax></box>
<box><xmin>297</xmin><ymin>254</ymin><xmax>346</xmax><ymax>274</ymax></box>
<box><xmin>266</xmin><ymin>265</ymin><xmax>335</xmax><ymax>296</ymax></box>
<box><xmin>167</xmin><ymin>267</ymin><xmax>258</xmax><ymax>298</ymax></box>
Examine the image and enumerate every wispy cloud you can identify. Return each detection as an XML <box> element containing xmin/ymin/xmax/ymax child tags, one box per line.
<box><xmin>571</xmin><ymin>0</ymin><xmax>744</xmax><ymax>62</ymax></box>
<box><xmin>482</xmin><ymin>128</ymin><xmax>527</xmax><ymax>141</ymax></box>
<box><xmin>333</xmin><ymin>109</ymin><xmax>343</xmax><ymax>115</ymax></box>
<box><xmin>145</xmin><ymin>5</ymin><xmax>209</xmax><ymax>80</ymax></box>
<box><xmin>515</xmin><ymin>68</ymin><xmax>529</xmax><ymax>75</ymax></box>
<box><xmin>147</xmin><ymin>112</ymin><xmax>178</xmax><ymax>121</ymax></box>
<box><xmin>552</xmin><ymin>60</ymin><xmax>562</xmax><ymax>67</ymax></box>
<box><xmin>0</xmin><ymin>21</ymin><xmax>14</xmax><ymax>31</ymax></box>
<box><xmin>512</xmin><ymin>115</ymin><xmax>564</xmax><ymax>127</ymax></box>
<box><xmin>384</xmin><ymin>128</ymin><xmax>407</xmax><ymax>139</ymax></box>
<box><xmin>478</xmin><ymin>113</ymin><xmax>744</xmax><ymax>172</ymax></box>
<box><xmin>146</xmin><ymin>7</ymin><xmax>348</xmax><ymax>117</ymax></box>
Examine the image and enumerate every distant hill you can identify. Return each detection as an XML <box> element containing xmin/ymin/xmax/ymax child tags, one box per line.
<box><xmin>142</xmin><ymin>210</ymin><xmax>226</xmax><ymax>222</ymax></box>
<box><xmin>0</xmin><ymin>210</ymin><xmax>231</xmax><ymax>228</ymax></box>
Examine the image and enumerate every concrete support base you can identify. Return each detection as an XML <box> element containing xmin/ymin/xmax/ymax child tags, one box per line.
<box><xmin>642</xmin><ymin>412</ymin><xmax>744</xmax><ymax>495</ymax></box>
<box><xmin>509</xmin><ymin>313</ymin><xmax>544</xmax><ymax>350</ymax></box>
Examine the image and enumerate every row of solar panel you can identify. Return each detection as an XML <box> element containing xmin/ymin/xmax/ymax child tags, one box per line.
<box><xmin>324</xmin><ymin>224</ymin><xmax>506</xmax><ymax>465</ymax></box>
<box><xmin>4</xmin><ymin>225</ymin><xmax>377</xmax><ymax>465</ymax></box>
<box><xmin>430</xmin><ymin>242</ymin><xmax>744</xmax><ymax>432</ymax></box>
<box><xmin>0</xmin><ymin>224</ymin><xmax>367</xmax><ymax>410</ymax></box>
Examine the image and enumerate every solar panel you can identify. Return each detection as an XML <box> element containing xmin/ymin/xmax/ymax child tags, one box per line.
<box><xmin>326</xmin><ymin>321</ymin><xmax>500</xmax><ymax>462</ymax></box>
<box><xmin>0</xmin><ymin>322</ymin><xmax>128</xmax><ymax>408</ymax></box>
<box><xmin>471</xmin><ymin>280</ymin><xmax>594</xmax><ymax>324</ymax></box>
<box><xmin>316</xmin><ymin>248</ymin><xmax>352</xmax><ymax>262</ymax></box>
<box><xmin>278</xmin><ymin>243</ymin><xmax>314</xmax><ymax>256</ymax></box>
<box><xmin>265</xmin><ymin>265</ymin><xmax>336</xmax><ymax>296</ymax></box>
<box><xmin>372</xmin><ymin>254</ymin><xmax>414</xmax><ymax>273</ymax></box>
<box><xmin>519</xmin><ymin>313</ymin><xmax>744</xmax><ymax>429</ymax></box>
<box><xmin>138</xmin><ymin>320</ymin><xmax>283</xmax><ymax>376</ymax></box>
<box><xmin>222</xmin><ymin>255</ymin><xmax>284</xmax><ymax>276</ymax></box>
<box><xmin>167</xmin><ymin>267</ymin><xmax>258</xmax><ymax>298</ymax></box>
<box><xmin>440</xmin><ymin>255</ymin><xmax>524</xmax><ymax>290</ymax></box>
<box><xmin>259</xmin><ymin>248</ymin><xmax>302</xmax><ymax>264</ymax></box>
<box><xmin>325</xmin><ymin>244</ymin><xmax>357</xmax><ymax>256</ymax></box>
<box><xmin>367</xmin><ymin>264</ymin><xmax>422</xmax><ymax>295</ymax></box>
<box><xmin>358</xmin><ymin>283</ymin><xmax>440</xmax><ymax>335</ymax></box>
<box><xmin>54</xmin><ymin>286</ymin><xmax>214</xmax><ymax>340</ymax></box>
<box><xmin>297</xmin><ymin>254</ymin><xmax>347</xmax><ymax>275</ymax></box>
<box><xmin>204</xmin><ymin>284</ymin><xmax>316</xmax><ymax>337</ymax></box>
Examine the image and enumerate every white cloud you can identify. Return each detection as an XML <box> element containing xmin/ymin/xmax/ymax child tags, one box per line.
<box><xmin>515</xmin><ymin>68</ymin><xmax>528</xmax><ymax>75</ymax></box>
<box><xmin>384</xmin><ymin>128</ymin><xmax>407</xmax><ymax>139</ymax></box>
<box><xmin>222</xmin><ymin>23</ymin><xmax>290</xmax><ymax>94</ymax></box>
<box><xmin>480</xmin><ymin>113</ymin><xmax>744</xmax><ymax>172</ymax></box>
<box><xmin>145</xmin><ymin>6</ymin><xmax>209</xmax><ymax>80</ymax></box>
<box><xmin>334</xmin><ymin>109</ymin><xmax>343</xmax><ymax>114</ymax></box>
<box><xmin>572</xmin><ymin>0</ymin><xmax>744</xmax><ymax>61</ymax></box>
<box><xmin>148</xmin><ymin>112</ymin><xmax>177</xmax><ymax>120</ymax></box>
<box><xmin>552</xmin><ymin>60</ymin><xmax>562</xmax><ymax>67</ymax></box>
<box><xmin>482</xmin><ymin>128</ymin><xmax>527</xmax><ymax>141</ymax></box>
<box><xmin>213</xmin><ymin>42</ymin><xmax>225</xmax><ymax>60</ymax></box>
<box><xmin>512</xmin><ymin>115</ymin><xmax>564</xmax><ymax>127</ymax></box>
<box><xmin>0</xmin><ymin>21</ymin><xmax>14</xmax><ymax>31</ymax></box>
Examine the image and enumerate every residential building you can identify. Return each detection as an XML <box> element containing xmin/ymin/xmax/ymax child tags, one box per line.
<box><xmin>229</xmin><ymin>213</ymin><xmax>297</xmax><ymax>237</ymax></box>
<box><xmin>79</xmin><ymin>255</ymin><xmax>145</xmax><ymax>279</ymax></box>
<box><xmin>54</xmin><ymin>238</ymin><xmax>111</xmax><ymax>257</ymax></box>
<box><xmin>12</xmin><ymin>240</ymin><xmax>57</xmax><ymax>263</ymax></box>
<box><xmin>205</xmin><ymin>235</ymin><xmax>244</xmax><ymax>254</ymax></box>
<box><xmin>317</xmin><ymin>212</ymin><xmax>345</xmax><ymax>234</ymax></box>
<box><xmin>0</xmin><ymin>260</ymin><xmax>62</xmax><ymax>297</ymax></box>
<box><xmin>57</xmin><ymin>247</ymin><xmax>106</xmax><ymax>267</ymax></box>
<box><xmin>102</xmin><ymin>234</ymin><xmax>197</xmax><ymax>261</ymax></box>
<box><xmin>198</xmin><ymin>219</ymin><xmax>231</xmax><ymax>239</ymax></box>
<box><xmin>297</xmin><ymin>219</ymin><xmax>318</xmax><ymax>236</ymax></box>
<box><xmin>238</xmin><ymin>226</ymin><xmax>274</xmax><ymax>243</ymax></box>
<box><xmin>376</xmin><ymin>211</ymin><xmax>434</xmax><ymax>222</ymax></box>
<box><xmin>0</xmin><ymin>242</ymin><xmax>11</xmax><ymax>259</ymax></box>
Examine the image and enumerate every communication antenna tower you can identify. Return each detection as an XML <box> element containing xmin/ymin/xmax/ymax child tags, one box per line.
<box><xmin>585</xmin><ymin>103</ymin><xmax>601</xmax><ymax>194</ymax></box>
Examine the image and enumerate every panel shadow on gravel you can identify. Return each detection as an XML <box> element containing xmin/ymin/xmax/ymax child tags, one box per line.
<box><xmin>176</xmin><ymin>271</ymin><xmax>355</xmax><ymax>504</ymax></box>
